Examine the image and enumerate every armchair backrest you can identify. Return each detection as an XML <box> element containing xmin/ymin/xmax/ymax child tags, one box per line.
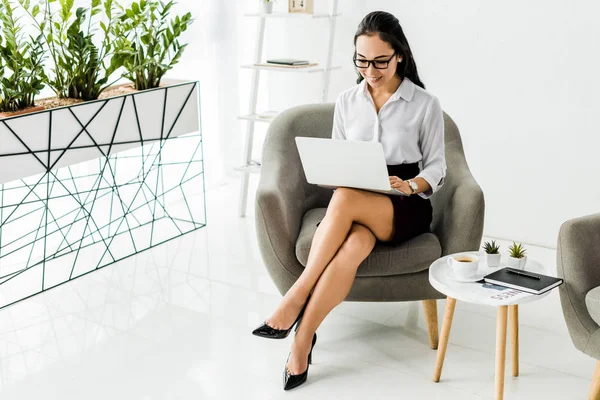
<box><xmin>255</xmin><ymin>103</ymin><xmax>484</xmax><ymax>286</ymax></box>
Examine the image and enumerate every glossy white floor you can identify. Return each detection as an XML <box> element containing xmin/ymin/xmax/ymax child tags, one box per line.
<box><xmin>0</xmin><ymin>178</ymin><xmax>595</xmax><ymax>400</ymax></box>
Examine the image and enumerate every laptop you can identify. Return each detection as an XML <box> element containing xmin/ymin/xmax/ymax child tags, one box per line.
<box><xmin>295</xmin><ymin>137</ymin><xmax>408</xmax><ymax>196</ymax></box>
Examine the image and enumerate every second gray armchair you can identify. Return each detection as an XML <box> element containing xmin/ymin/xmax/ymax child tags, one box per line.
<box><xmin>558</xmin><ymin>213</ymin><xmax>600</xmax><ymax>399</ymax></box>
<box><xmin>255</xmin><ymin>103</ymin><xmax>484</xmax><ymax>349</ymax></box>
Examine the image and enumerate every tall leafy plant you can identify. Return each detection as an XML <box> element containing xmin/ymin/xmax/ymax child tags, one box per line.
<box><xmin>113</xmin><ymin>0</ymin><xmax>192</xmax><ymax>90</ymax></box>
<box><xmin>20</xmin><ymin>0</ymin><xmax>124</xmax><ymax>100</ymax></box>
<box><xmin>0</xmin><ymin>0</ymin><xmax>46</xmax><ymax>113</ymax></box>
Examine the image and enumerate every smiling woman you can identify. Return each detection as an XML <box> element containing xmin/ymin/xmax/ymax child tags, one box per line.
<box><xmin>252</xmin><ymin>10</ymin><xmax>448</xmax><ymax>392</ymax></box>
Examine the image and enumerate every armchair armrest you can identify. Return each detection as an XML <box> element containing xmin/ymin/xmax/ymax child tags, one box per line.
<box><xmin>430</xmin><ymin>141</ymin><xmax>485</xmax><ymax>256</ymax></box>
<box><xmin>254</xmin><ymin>105</ymin><xmax>335</xmax><ymax>293</ymax></box>
<box><xmin>255</xmin><ymin>147</ymin><xmax>310</xmax><ymax>290</ymax></box>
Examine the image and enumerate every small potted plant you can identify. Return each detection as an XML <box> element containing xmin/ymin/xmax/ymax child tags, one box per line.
<box><xmin>482</xmin><ymin>240</ymin><xmax>501</xmax><ymax>267</ymax></box>
<box><xmin>260</xmin><ymin>0</ymin><xmax>274</xmax><ymax>14</ymax></box>
<box><xmin>508</xmin><ymin>242</ymin><xmax>527</xmax><ymax>270</ymax></box>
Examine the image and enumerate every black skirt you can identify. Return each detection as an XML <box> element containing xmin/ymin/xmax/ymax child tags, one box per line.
<box><xmin>383</xmin><ymin>163</ymin><xmax>433</xmax><ymax>245</ymax></box>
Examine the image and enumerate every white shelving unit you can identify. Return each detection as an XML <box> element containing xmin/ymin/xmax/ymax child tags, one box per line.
<box><xmin>237</xmin><ymin>0</ymin><xmax>340</xmax><ymax>217</ymax></box>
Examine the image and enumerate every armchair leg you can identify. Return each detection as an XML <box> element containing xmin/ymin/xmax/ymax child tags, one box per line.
<box><xmin>589</xmin><ymin>361</ymin><xmax>600</xmax><ymax>400</ymax></box>
<box><xmin>422</xmin><ymin>299</ymin><xmax>439</xmax><ymax>350</ymax></box>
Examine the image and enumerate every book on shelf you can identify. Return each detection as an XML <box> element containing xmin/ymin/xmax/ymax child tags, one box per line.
<box><xmin>256</xmin><ymin>111</ymin><xmax>278</xmax><ymax>119</ymax></box>
<box><xmin>266</xmin><ymin>58</ymin><xmax>309</xmax><ymax>65</ymax></box>
<box><xmin>253</xmin><ymin>62</ymin><xmax>319</xmax><ymax>69</ymax></box>
<box><xmin>483</xmin><ymin>267</ymin><xmax>564</xmax><ymax>295</ymax></box>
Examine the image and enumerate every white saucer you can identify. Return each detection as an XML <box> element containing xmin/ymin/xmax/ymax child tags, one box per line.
<box><xmin>445</xmin><ymin>266</ymin><xmax>487</xmax><ymax>283</ymax></box>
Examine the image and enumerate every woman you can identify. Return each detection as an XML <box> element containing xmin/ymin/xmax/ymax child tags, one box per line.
<box><xmin>252</xmin><ymin>11</ymin><xmax>446</xmax><ymax>390</ymax></box>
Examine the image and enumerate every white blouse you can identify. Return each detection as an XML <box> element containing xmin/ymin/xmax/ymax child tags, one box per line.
<box><xmin>332</xmin><ymin>77</ymin><xmax>446</xmax><ymax>199</ymax></box>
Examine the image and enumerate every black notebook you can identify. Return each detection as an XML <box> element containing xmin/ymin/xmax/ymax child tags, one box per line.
<box><xmin>484</xmin><ymin>268</ymin><xmax>563</xmax><ymax>295</ymax></box>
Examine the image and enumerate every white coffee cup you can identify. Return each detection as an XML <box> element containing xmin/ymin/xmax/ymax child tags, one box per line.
<box><xmin>447</xmin><ymin>253</ymin><xmax>479</xmax><ymax>280</ymax></box>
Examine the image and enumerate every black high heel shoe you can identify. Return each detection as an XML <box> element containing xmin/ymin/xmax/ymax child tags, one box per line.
<box><xmin>283</xmin><ymin>333</ymin><xmax>317</xmax><ymax>391</ymax></box>
<box><xmin>252</xmin><ymin>296</ymin><xmax>311</xmax><ymax>339</ymax></box>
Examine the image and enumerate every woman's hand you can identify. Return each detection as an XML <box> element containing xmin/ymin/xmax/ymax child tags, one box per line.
<box><xmin>389</xmin><ymin>176</ymin><xmax>412</xmax><ymax>195</ymax></box>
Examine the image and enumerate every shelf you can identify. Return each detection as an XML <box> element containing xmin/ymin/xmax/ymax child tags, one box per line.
<box><xmin>234</xmin><ymin>162</ymin><xmax>261</xmax><ymax>174</ymax></box>
<box><xmin>241</xmin><ymin>64</ymin><xmax>340</xmax><ymax>74</ymax></box>
<box><xmin>244</xmin><ymin>12</ymin><xmax>341</xmax><ymax>19</ymax></box>
<box><xmin>238</xmin><ymin>112</ymin><xmax>279</xmax><ymax>123</ymax></box>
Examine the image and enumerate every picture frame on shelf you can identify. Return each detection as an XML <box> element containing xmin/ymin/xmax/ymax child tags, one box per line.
<box><xmin>288</xmin><ymin>0</ymin><xmax>313</xmax><ymax>14</ymax></box>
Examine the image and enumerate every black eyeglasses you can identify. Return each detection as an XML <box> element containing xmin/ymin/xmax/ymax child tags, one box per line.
<box><xmin>353</xmin><ymin>53</ymin><xmax>397</xmax><ymax>69</ymax></box>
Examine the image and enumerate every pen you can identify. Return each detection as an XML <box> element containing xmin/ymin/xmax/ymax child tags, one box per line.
<box><xmin>506</xmin><ymin>268</ymin><xmax>541</xmax><ymax>280</ymax></box>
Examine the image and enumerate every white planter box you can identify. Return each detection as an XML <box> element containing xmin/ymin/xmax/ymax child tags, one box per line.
<box><xmin>0</xmin><ymin>80</ymin><xmax>200</xmax><ymax>184</ymax></box>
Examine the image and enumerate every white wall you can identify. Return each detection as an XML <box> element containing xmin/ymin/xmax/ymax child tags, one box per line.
<box><xmin>82</xmin><ymin>0</ymin><xmax>597</xmax><ymax>247</ymax></box>
<box><xmin>257</xmin><ymin>0</ymin><xmax>600</xmax><ymax>248</ymax></box>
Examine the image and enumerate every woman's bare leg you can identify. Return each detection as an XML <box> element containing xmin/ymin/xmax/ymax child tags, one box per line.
<box><xmin>266</xmin><ymin>188</ymin><xmax>394</xmax><ymax>330</ymax></box>
<box><xmin>286</xmin><ymin>223</ymin><xmax>376</xmax><ymax>375</ymax></box>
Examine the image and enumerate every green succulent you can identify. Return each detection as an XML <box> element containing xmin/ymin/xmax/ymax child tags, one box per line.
<box><xmin>482</xmin><ymin>240</ymin><xmax>500</xmax><ymax>255</ymax></box>
<box><xmin>508</xmin><ymin>242</ymin><xmax>527</xmax><ymax>259</ymax></box>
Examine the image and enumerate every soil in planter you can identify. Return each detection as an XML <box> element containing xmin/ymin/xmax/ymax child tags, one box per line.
<box><xmin>0</xmin><ymin>105</ymin><xmax>46</xmax><ymax>119</ymax></box>
<box><xmin>36</xmin><ymin>97</ymin><xmax>85</xmax><ymax>109</ymax></box>
<box><xmin>1</xmin><ymin>81</ymin><xmax>184</xmax><ymax>118</ymax></box>
<box><xmin>35</xmin><ymin>84</ymin><xmax>139</xmax><ymax>109</ymax></box>
<box><xmin>0</xmin><ymin>85</ymin><xmax>137</xmax><ymax>119</ymax></box>
<box><xmin>98</xmin><ymin>83</ymin><xmax>138</xmax><ymax>99</ymax></box>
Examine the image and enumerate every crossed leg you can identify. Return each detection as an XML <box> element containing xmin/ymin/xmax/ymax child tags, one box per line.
<box><xmin>265</xmin><ymin>188</ymin><xmax>395</xmax><ymax>331</ymax></box>
<box><xmin>286</xmin><ymin>222</ymin><xmax>377</xmax><ymax>375</ymax></box>
<box><xmin>266</xmin><ymin>188</ymin><xmax>396</xmax><ymax>375</ymax></box>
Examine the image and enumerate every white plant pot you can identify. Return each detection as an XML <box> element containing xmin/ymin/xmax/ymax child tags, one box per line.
<box><xmin>507</xmin><ymin>256</ymin><xmax>527</xmax><ymax>270</ymax></box>
<box><xmin>486</xmin><ymin>253</ymin><xmax>501</xmax><ymax>268</ymax></box>
<box><xmin>261</xmin><ymin>1</ymin><xmax>273</xmax><ymax>13</ymax></box>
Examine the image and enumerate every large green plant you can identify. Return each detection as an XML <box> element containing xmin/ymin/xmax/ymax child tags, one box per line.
<box><xmin>0</xmin><ymin>0</ymin><xmax>46</xmax><ymax>112</ymax></box>
<box><xmin>113</xmin><ymin>0</ymin><xmax>192</xmax><ymax>90</ymax></box>
<box><xmin>20</xmin><ymin>0</ymin><xmax>123</xmax><ymax>101</ymax></box>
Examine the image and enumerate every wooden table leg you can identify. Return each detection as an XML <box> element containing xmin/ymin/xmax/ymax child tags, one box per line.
<box><xmin>433</xmin><ymin>297</ymin><xmax>456</xmax><ymax>382</ymax></box>
<box><xmin>509</xmin><ymin>305</ymin><xmax>519</xmax><ymax>377</ymax></box>
<box><xmin>589</xmin><ymin>360</ymin><xmax>600</xmax><ymax>400</ymax></box>
<box><xmin>422</xmin><ymin>299</ymin><xmax>439</xmax><ymax>350</ymax></box>
<box><xmin>496</xmin><ymin>306</ymin><xmax>509</xmax><ymax>400</ymax></box>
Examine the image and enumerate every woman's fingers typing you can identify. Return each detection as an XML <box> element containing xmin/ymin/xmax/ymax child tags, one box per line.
<box><xmin>389</xmin><ymin>176</ymin><xmax>403</xmax><ymax>188</ymax></box>
<box><xmin>389</xmin><ymin>177</ymin><xmax>411</xmax><ymax>194</ymax></box>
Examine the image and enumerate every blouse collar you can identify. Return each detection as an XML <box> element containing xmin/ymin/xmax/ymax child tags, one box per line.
<box><xmin>360</xmin><ymin>76</ymin><xmax>415</xmax><ymax>102</ymax></box>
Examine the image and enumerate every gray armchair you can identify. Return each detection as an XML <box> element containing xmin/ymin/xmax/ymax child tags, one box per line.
<box><xmin>255</xmin><ymin>103</ymin><xmax>484</xmax><ymax>349</ymax></box>
<box><xmin>557</xmin><ymin>213</ymin><xmax>600</xmax><ymax>399</ymax></box>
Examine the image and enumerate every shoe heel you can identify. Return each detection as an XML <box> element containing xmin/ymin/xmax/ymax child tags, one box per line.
<box><xmin>308</xmin><ymin>332</ymin><xmax>317</xmax><ymax>365</ymax></box>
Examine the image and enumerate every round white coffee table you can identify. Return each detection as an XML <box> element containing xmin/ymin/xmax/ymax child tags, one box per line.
<box><xmin>428</xmin><ymin>251</ymin><xmax>551</xmax><ymax>400</ymax></box>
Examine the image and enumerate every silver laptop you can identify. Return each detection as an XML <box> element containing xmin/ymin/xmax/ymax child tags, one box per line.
<box><xmin>295</xmin><ymin>137</ymin><xmax>408</xmax><ymax>196</ymax></box>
